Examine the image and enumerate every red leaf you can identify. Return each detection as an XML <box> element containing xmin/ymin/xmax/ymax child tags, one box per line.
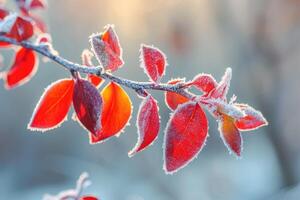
<box><xmin>164</xmin><ymin>102</ymin><xmax>208</xmax><ymax>174</ymax></box>
<box><xmin>191</xmin><ymin>73</ymin><xmax>217</xmax><ymax>93</ymax></box>
<box><xmin>88</xmin><ymin>74</ymin><xmax>103</xmax><ymax>88</ymax></box>
<box><xmin>90</xmin><ymin>82</ymin><xmax>132</xmax><ymax>143</ymax></box>
<box><xmin>210</xmin><ymin>68</ymin><xmax>232</xmax><ymax>100</ymax></box>
<box><xmin>219</xmin><ymin>114</ymin><xmax>242</xmax><ymax>156</ymax></box>
<box><xmin>81</xmin><ymin>49</ymin><xmax>103</xmax><ymax>88</ymax></box>
<box><xmin>0</xmin><ymin>14</ymin><xmax>34</xmax><ymax>42</ymax></box>
<box><xmin>73</xmin><ymin>79</ymin><xmax>103</xmax><ymax>135</ymax></box>
<box><xmin>101</xmin><ymin>25</ymin><xmax>122</xmax><ymax>57</ymax></box>
<box><xmin>0</xmin><ymin>41</ymin><xmax>10</xmax><ymax>47</ymax></box>
<box><xmin>90</xmin><ymin>25</ymin><xmax>123</xmax><ymax>72</ymax></box>
<box><xmin>0</xmin><ymin>8</ymin><xmax>8</xmax><ymax>19</ymax></box>
<box><xmin>27</xmin><ymin>0</ymin><xmax>46</xmax><ymax>9</ymax></box>
<box><xmin>0</xmin><ymin>8</ymin><xmax>10</xmax><ymax>47</ymax></box>
<box><xmin>129</xmin><ymin>95</ymin><xmax>160</xmax><ymax>157</ymax></box>
<box><xmin>17</xmin><ymin>0</ymin><xmax>46</xmax><ymax>13</ymax></box>
<box><xmin>28</xmin><ymin>79</ymin><xmax>74</xmax><ymax>131</ymax></box>
<box><xmin>5</xmin><ymin>47</ymin><xmax>38</xmax><ymax>89</ymax></box>
<box><xmin>80</xmin><ymin>196</ymin><xmax>98</xmax><ymax>200</ymax></box>
<box><xmin>234</xmin><ymin>104</ymin><xmax>268</xmax><ymax>131</ymax></box>
<box><xmin>165</xmin><ymin>79</ymin><xmax>189</xmax><ymax>110</ymax></box>
<box><xmin>140</xmin><ymin>44</ymin><xmax>167</xmax><ymax>83</ymax></box>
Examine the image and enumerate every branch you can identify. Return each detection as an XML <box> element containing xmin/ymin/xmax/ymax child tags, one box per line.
<box><xmin>0</xmin><ymin>35</ymin><xmax>195</xmax><ymax>99</ymax></box>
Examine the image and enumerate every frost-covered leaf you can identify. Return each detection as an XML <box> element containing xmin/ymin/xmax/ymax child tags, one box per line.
<box><xmin>0</xmin><ymin>8</ymin><xmax>10</xmax><ymax>47</ymax></box>
<box><xmin>17</xmin><ymin>0</ymin><xmax>46</xmax><ymax>13</ymax></box>
<box><xmin>5</xmin><ymin>47</ymin><xmax>38</xmax><ymax>89</ymax></box>
<box><xmin>234</xmin><ymin>104</ymin><xmax>268</xmax><ymax>131</ymax></box>
<box><xmin>73</xmin><ymin>78</ymin><xmax>103</xmax><ymax>135</ymax></box>
<box><xmin>90</xmin><ymin>82</ymin><xmax>132</xmax><ymax>143</ymax></box>
<box><xmin>191</xmin><ymin>73</ymin><xmax>217</xmax><ymax>93</ymax></box>
<box><xmin>101</xmin><ymin>25</ymin><xmax>122</xmax><ymax>56</ymax></box>
<box><xmin>0</xmin><ymin>14</ymin><xmax>34</xmax><ymax>42</ymax></box>
<box><xmin>210</xmin><ymin>68</ymin><xmax>232</xmax><ymax>100</ymax></box>
<box><xmin>0</xmin><ymin>7</ymin><xmax>8</xmax><ymax>19</ymax></box>
<box><xmin>219</xmin><ymin>114</ymin><xmax>242</xmax><ymax>156</ymax></box>
<box><xmin>140</xmin><ymin>44</ymin><xmax>167</xmax><ymax>83</ymax></box>
<box><xmin>129</xmin><ymin>95</ymin><xmax>160</xmax><ymax>157</ymax></box>
<box><xmin>165</xmin><ymin>79</ymin><xmax>189</xmax><ymax>110</ymax></box>
<box><xmin>81</xmin><ymin>49</ymin><xmax>103</xmax><ymax>88</ymax></box>
<box><xmin>164</xmin><ymin>102</ymin><xmax>208</xmax><ymax>174</ymax></box>
<box><xmin>28</xmin><ymin>79</ymin><xmax>75</xmax><ymax>131</ymax></box>
<box><xmin>202</xmin><ymin>98</ymin><xmax>245</xmax><ymax>119</ymax></box>
<box><xmin>90</xmin><ymin>25</ymin><xmax>123</xmax><ymax>72</ymax></box>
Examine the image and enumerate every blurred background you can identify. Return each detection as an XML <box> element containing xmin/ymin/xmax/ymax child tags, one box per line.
<box><xmin>1</xmin><ymin>0</ymin><xmax>300</xmax><ymax>199</ymax></box>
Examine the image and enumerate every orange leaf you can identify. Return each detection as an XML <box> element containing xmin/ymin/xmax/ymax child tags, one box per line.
<box><xmin>90</xmin><ymin>82</ymin><xmax>132</xmax><ymax>143</ymax></box>
<box><xmin>165</xmin><ymin>79</ymin><xmax>189</xmax><ymax>110</ymax></box>
<box><xmin>28</xmin><ymin>79</ymin><xmax>74</xmax><ymax>131</ymax></box>
<box><xmin>219</xmin><ymin>114</ymin><xmax>242</xmax><ymax>156</ymax></box>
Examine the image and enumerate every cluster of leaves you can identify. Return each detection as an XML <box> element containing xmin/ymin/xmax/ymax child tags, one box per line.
<box><xmin>43</xmin><ymin>172</ymin><xmax>99</xmax><ymax>200</ymax></box>
<box><xmin>0</xmin><ymin>0</ymin><xmax>47</xmax><ymax>88</ymax></box>
<box><xmin>0</xmin><ymin>1</ymin><xmax>268</xmax><ymax>174</ymax></box>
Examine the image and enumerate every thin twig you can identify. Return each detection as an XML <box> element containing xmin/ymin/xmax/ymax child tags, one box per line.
<box><xmin>0</xmin><ymin>35</ymin><xmax>195</xmax><ymax>99</ymax></box>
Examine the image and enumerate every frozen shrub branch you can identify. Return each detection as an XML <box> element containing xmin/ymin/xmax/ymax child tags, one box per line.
<box><xmin>0</xmin><ymin>35</ymin><xmax>194</xmax><ymax>99</ymax></box>
<box><xmin>0</xmin><ymin>3</ymin><xmax>268</xmax><ymax>174</ymax></box>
